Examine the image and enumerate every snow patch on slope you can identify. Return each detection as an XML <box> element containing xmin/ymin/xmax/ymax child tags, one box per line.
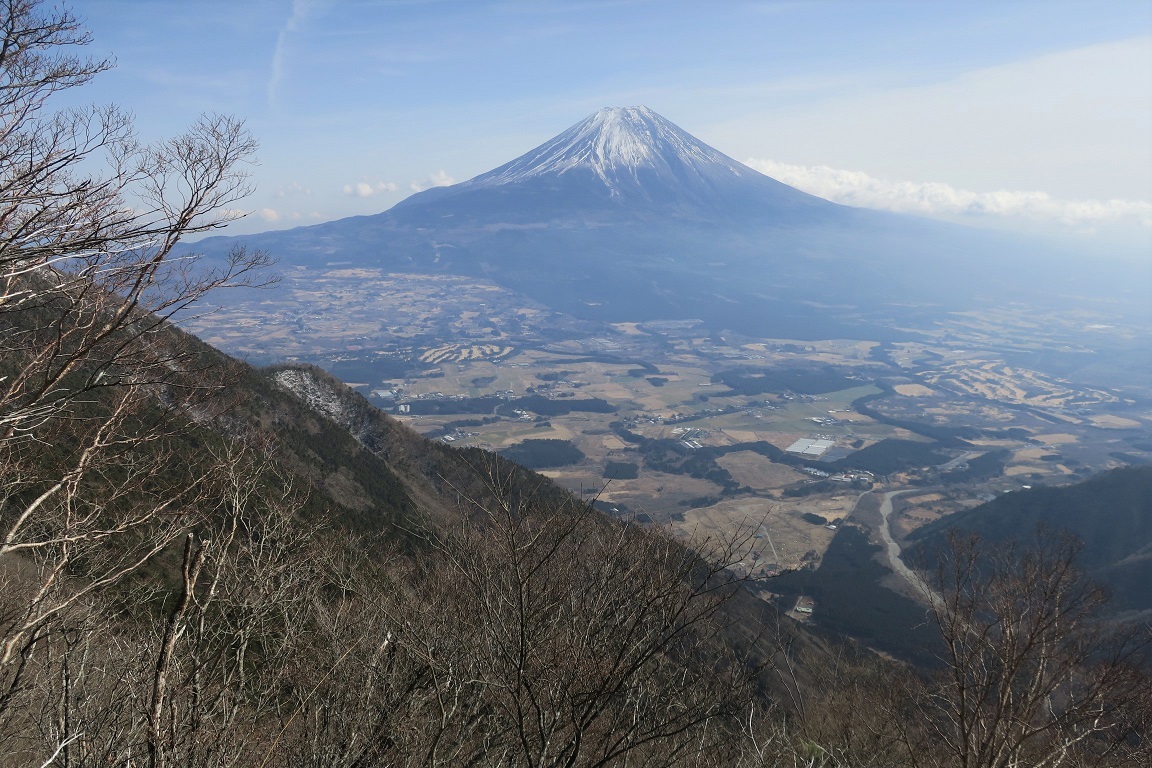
<box><xmin>469</xmin><ymin>106</ymin><xmax>752</xmax><ymax>196</ymax></box>
<box><xmin>272</xmin><ymin>367</ymin><xmax>360</xmax><ymax>428</ymax></box>
<box><xmin>271</xmin><ymin>366</ymin><xmax>398</xmax><ymax>459</ymax></box>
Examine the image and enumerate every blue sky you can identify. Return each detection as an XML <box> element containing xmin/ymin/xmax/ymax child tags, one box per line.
<box><xmin>65</xmin><ymin>1</ymin><xmax>1151</xmax><ymax>249</ymax></box>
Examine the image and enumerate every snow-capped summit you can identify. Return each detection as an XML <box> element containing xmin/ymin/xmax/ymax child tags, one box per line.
<box><xmin>391</xmin><ymin>106</ymin><xmax>829</xmax><ymax>222</ymax></box>
<box><xmin>469</xmin><ymin>106</ymin><xmax>751</xmax><ymax>196</ymax></box>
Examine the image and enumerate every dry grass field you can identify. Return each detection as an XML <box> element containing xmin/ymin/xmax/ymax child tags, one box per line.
<box><xmin>419</xmin><ymin>344</ymin><xmax>514</xmax><ymax>364</ymax></box>
<box><xmin>894</xmin><ymin>383</ymin><xmax>936</xmax><ymax>396</ymax></box>
<box><xmin>1090</xmin><ymin>414</ymin><xmax>1143</xmax><ymax>429</ymax></box>
<box><xmin>590</xmin><ymin>471</ymin><xmax>726</xmax><ymax>517</ymax></box>
<box><xmin>715</xmin><ymin>451</ymin><xmax>807</xmax><ymax>491</ymax></box>
<box><xmin>737</xmin><ymin>339</ymin><xmax>881</xmax><ymax>366</ymax></box>
<box><xmin>673</xmin><ymin>494</ymin><xmax>857</xmax><ymax>570</ymax></box>
<box><xmin>921</xmin><ymin>358</ymin><xmax>1117</xmax><ymax>409</ymax></box>
<box><xmin>1032</xmin><ymin>433</ymin><xmax>1080</xmax><ymax>446</ymax></box>
<box><xmin>891</xmin><ymin>491</ymin><xmax>961</xmax><ymax>536</ymax></box>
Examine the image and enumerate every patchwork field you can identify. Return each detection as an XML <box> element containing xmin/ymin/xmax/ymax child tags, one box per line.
<box><xmin>188</xmin><ymin>267</ymin><xmax>1152</xmax><ymax>572</ymax></box>
<box><xmin>921</xmin><ymin>358</ymin><xmax>1118</xmax><ymax>410</ymax></box>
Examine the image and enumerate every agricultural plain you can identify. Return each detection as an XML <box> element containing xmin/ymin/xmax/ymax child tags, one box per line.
<box><xmin>186</xmin><ymin>267</ymin><xmax>1152</xmax><ymax>571</ymax></box>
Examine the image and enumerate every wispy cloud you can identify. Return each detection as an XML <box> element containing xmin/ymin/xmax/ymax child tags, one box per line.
<box><xmin>343</xmin><ymin>181</ymin><xmax>400</xmax><ymax>198</ymax></box>
<box><xmin>258</xmin><ymin>207</ymin><xmax>282</xmax><ymax>222</ymax></box>
<box><xmin>276</xmin><ymin>181</ymin><xmax>311</xmax><ymax>197</ymax></box>
<box><xmin>745</xmin><ymin>159</ymin><xmax>1152</xmax><ymax>228</ymax></box>
<box><xmin>409</xmin><ymin>170</ymin><xmax>455</xmax><ymax>193</ymax></box>
<box><xmin>268</xmin><ymin>0</ymin><xmax>317</xmax><ymax>107</ymax></box>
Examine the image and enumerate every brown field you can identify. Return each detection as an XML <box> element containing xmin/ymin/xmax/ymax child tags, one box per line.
<box><xmin>670</xmin><ymin>487</ymin><xmax>865</xmax><ymax>570</ymax></box>
<box><xmin>891</xmin><ymin>490</ymin><xmax>995</xmax><ymax>536</ymax></box>
<box><xmin>720</xmin><ymin>429</ymin><xmax>761</xmax><ymax>443</ymax></box>
<box><xmin>715</xmin><ymin>452</ymin><xmax>807</xmax><ymax>491</ymax></box>
<box><xmin>599</xmin><ymin>435</ymin><xmax>629</xmax><ymax>451</ymax></box>
<box><xmin>1033</xmin><ymin>433</ymin><xmax>1079</xmax><ymax>445</ymax></box>
<box><xmin>186</xmin><ymin>265</ymin><xmax>1152</xmax><ymax>585</ymax></box>
<box><xmin>904</xmin><ymin>492</ymin><xmax>944</xmax><ymax>504</ymax></box>
<box><xmin>419</xmin><ymin>344</ymin><xmax>515</xmax><ymax>364</ymax></box>
<box><xmin>594</xmin><ymin>471</ymin><xmax>725</xmax><ymax>518</ymax></box>
<box><xmin>1013</xmin><ymin>447</ymin><xmax>1051</xmax><ymax>461</ymax></box>
<box><xmin>1090</xmin><ymin>414</ymin><xmax>1143</xmax><ymax>429</ymax></box>
<box><xmin>537</xmin><ymin>467</ymin><xmax>609</xmax><ymax>496</ymax></box>
<box><xmin>764</xmin><ymin>433</ymin><xmax>807</xmax><ymax>450</ymax></box>
<box><xmin>895</xmin><ymin>505</ymin><xmax>946</xmax><ymax>535</ymax></box>
<box><xmin>832</xmin><ymin>411</ymin><xmax>873</xmax><ymax>423</ymax></box>
<box><xmin>923</xmin><ymin>358</ymin><xmax>1117</xmax><ymax>410</ymax></box>
<box><xmin>587</xmin><ymin>381</ymin><xmax>636</xmax><ymax>401</ymax></box>
<box><xmin>734</xmin><ymin>339</ymin><xmax>881</xmax><ymax>367</ymax></box>
<box><xmin>777</xmin><ymin>494</ymin><xmax>859</xmax><ymax>527</ymax></box>
<box><xmin>894</xmin><ymin>383</ymin><xmax>936</xmax><ymax>396</ymax></box>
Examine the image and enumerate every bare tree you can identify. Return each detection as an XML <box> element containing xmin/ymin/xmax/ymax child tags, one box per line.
<box><xmin>137</xmin><ymin>438</ymin><xmax>328</xmax><ymax>768</ymax></box>
<box><xmin>346</xmin><ymin>467</ymin><xmax>766</xmax><ymax>767</ymax></box>
<box><xmin>0</xmin><ymin>0</ymin><xmax>266</xmax><ymax>440</ymax></box>
<box><xmin>0</xmin><ymin>1</ymin><xmax>269</xmax><ymax>759</ymax></box>
<box><xmin>915</xmin><ymin>530</ymin><xmax>1151</xmax><ymax>768</ymax></box>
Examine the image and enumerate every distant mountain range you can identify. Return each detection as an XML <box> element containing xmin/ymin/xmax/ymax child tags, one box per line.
<box><xmin>189</xmin><ymin>107</ymin><xmax>1150</xmax><ymax>339</ymax></box>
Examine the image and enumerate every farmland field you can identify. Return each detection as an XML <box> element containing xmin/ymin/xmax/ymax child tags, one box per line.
<box><xmin>185</xmin><ymin>267</ymin><xmax>1152</xmax><ymax>572</ymax></box>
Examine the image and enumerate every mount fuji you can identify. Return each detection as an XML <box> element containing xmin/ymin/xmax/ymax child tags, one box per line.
<box><xmin>189</xmin><ymin>107</ymin><xmax>1145</xmax><ymax>339</ymax></box>
<box><xmin>387</xmin><ymin>106</ymin><xmax>836</xmax><ymax>225</ymax></box>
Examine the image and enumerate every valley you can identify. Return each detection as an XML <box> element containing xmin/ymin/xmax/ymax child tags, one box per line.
<box><xmin>178</xmin><ymin>105</ymin><xmax>1152</xmax><ymax>655</ymax></box>
<box><xmin>186</xmin><ymin>263</ymin><xmax>1152</xmax><ymax>575</ymax></box>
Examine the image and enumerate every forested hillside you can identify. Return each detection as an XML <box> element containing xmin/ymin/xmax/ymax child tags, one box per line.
<box><xmin>909</xmin><ymin>465</ymin><xmax>1152</xmax><ymax>613</ymax></box>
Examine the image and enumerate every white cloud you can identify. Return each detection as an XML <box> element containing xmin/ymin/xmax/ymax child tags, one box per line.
<box><xmin>276</xmin><ymin>181</ymin><xmax>311</xmax><ymax>197</ymax></box>
<box><xmin>258</xmin><ymin>207</ymin><xmax>282</xmax><ymax>222</ymax></box>
<box><xmin>710</xmin><ymin>37</ymin><xmax>1152</xmax><ymax>204</ymax></box>
<box><xmin>745</xmin><ymin>158</ymin><xmax>1152</xmax><ymax>228</ymax></box>
<box><xmin>409</xmin><ymin>170</ymin><xmax>456</xmax><ymax>193</ymax></box>
<box><xmin>342</xmin><ymin>180</ymin><xmax>400</xmax><ymax>197</ymax></box>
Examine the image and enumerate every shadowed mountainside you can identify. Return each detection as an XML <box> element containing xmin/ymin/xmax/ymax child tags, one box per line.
<box><xmin>908</xmin><ymin>464</ymin><xmax>1152</xmax><ymax>615</ymax></box>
